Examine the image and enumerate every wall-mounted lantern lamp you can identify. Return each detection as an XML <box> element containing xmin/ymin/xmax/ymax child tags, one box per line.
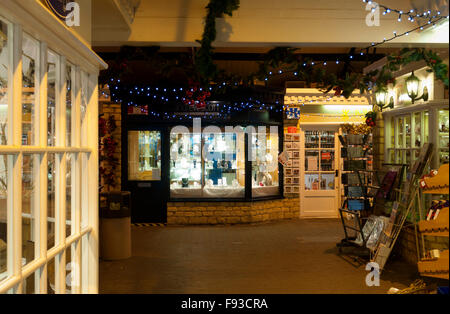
<box><xmin>406</xmin><ymin>71</ymin><xmax>429</xmax><ymax>104</ymax></box>
<box><xmin>375</xmin><ymin>87</ymin><xmax>394</xmax><ymax>111</ymax></box>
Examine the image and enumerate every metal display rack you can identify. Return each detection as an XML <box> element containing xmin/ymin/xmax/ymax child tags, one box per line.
<box><xmin>337</xmin><ymin>133</ymin><xmax>375</xmax><ymax>256</ymax></box>
<box><xmin>284</xmin><ymin>133</ymin><xmax>301</xmax><ymax>196</ymax></box>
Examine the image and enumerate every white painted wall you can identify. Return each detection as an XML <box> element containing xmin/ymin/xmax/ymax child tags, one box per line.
<box><xmin>92</xmin><ymin>0</ymin><xmax>450</xmax><ymax>47</ymax></box>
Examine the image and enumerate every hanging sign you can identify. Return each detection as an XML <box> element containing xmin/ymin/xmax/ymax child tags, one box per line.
<box><xmin>286</xmin><ymin>107</ymin><xmax>301</xmax><ymax>119</ymax></box>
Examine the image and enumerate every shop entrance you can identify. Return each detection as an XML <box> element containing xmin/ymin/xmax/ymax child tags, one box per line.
<box><xmin>299</xmin><ymin>125</ymin><xmax>341</xmax><ymax>218</ymax></box>
<box><xmin>124</xmin><ymin>129</ymin><xmax>169</xmax><ymax>223</ymax></box>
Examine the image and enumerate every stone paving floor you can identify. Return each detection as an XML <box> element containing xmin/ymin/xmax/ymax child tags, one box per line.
<box><xmin>99</xmin><ymin>219</ymin><xmax>424</xmax><ymax>294</ymax></box>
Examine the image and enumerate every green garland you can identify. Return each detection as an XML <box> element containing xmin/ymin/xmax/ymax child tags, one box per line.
<box><xmin>195</xmin><ymin>0</ymin><xmax>240</xmax><ymax>84</ymax></box>
<box><xmin>102</xmin><ymin>1</ymin><xmax>449</xmax><ymax>103</ymax></box>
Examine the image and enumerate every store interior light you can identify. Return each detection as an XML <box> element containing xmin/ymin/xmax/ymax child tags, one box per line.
<box><xmin>406</xmin><ymin>71</ymin><xmax>429</xmax><ymax>104</ymax></box>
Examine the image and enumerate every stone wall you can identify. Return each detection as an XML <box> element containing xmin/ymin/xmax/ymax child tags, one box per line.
<box><xmin>394</xmin><ymin>225</ymin><xmax>449</xmax><ymax>265</ymax></box>
<box><xmin>167</xmin><ymin>197</ymin><xmax>300</xmax><ymax>225</ymax></box>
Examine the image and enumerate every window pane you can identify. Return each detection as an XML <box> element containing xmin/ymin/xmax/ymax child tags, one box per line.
<box><xmin>203</xmin><ymin>130</ymin><xmax>245</xmax><ymax>198</ymax></box>
<box><xmin>170</xmin><ymin>132</ymin><xmax>202</xmax><ymax>198</ymax></box>
<box><xmin>414</xmin><ymin>113</ymin><xmax>422</xmax><ymax>148</ymax></box>
<box><xmin>48</xmin><ymin>154</ymin><xmax>56</xmax><ymax>250</ymax></box>
<box><xmin>128</xmin><ymin>131</ymin><xmax>161</xmax><ymax>181</ymax></box>
<box><xmin>305</xmin><ymin>150</ymin><xmax>319</xmax><ymax>171</ymax></box>
<box><xmin>0</xmin><ymin>19</ymin><xmax>9</xmax><ymax>144</ymax></box>
<box><xmin>66</xmin><ymin>153</ymin><xmax>72</xmax><ymax>237</ymax></box>
<box><xmin>439</xmin><ymin>109</ymin><xmax>449</xmax><ymax>165</ymax></box>
<box><xmin>22</xmin><ymin>154</ymin><xmax>36</xmax><ymax>266</ymax></box>
<box><xmin>66</xmin><ymin>64</ymin><xmax>73</xmax><ymax>146</ymax></box>
<box><xmin>305</xmin><ymin>130</ymin><xmax>319</xmax><ymax>148</ymax></box>
<box><xmin>321</xmin><ymin>173</ymin><xmax>335</xmax><ymax>190</ymax></box>
<box><xmin>320</xmin><ymin>131</ymin><xmax>335</xmax><ymax>148</ymax></box>
<box><xmin>0</xmin><ymin>154</ymin><xmax>7</xmax><ymax>283</ymax></box>
<box><xmin>47</xmin><ymin>50</ymin><xmax>58</xmax><ymax>146</ymax></box>
<box><xmin>405</xmin><ymin>115</ymin><xmax>411</xmax><ymax>147</ymax></box>
<box><xmin>24</xmin><ymin>272</ymin><xmax>36</xmax><ymax>294</ymax></box>
<box><xmin>252</xmin><ymin>127</ymin><xmax>279</xmax><ymax>197</ymax></box>
<box><xmin>81</xmin><ymin>71</ymin><xmax>88</xmax><ymax>121</ymax></box>
<box><xmin>305</xmin><ymin>173</ymin><xmax>319</xmax><ymax>190</ymax></box>
<box><xmin>390</xmin><ymin>117</ymin><xmax>395</xmax><ymax>147</ymax></box>
<box><xmin>321</xmin><ymin>150</ymin><xmax>335</xmax><ymax>171</ymax></box>
<box><xmin>22</xmin><ymin>34</ymin><xmax>38</xmax><ymax>146</ymax></box>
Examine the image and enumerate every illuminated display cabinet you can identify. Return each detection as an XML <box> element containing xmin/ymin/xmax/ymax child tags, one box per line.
<box><xmin>122</xmin><ymin>90</ymin><xmax>284</xmax><ymax>222</ymax></box>
<box><xmin>378</xmin><ymin>62</ymin><xmax>449</xmax><ymax>170</ymax></box>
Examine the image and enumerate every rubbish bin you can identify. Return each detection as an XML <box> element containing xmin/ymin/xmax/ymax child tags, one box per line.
<box><xmin>99</xmin><ymin>191</ymin><xmax>132</xmax><ymax>260</ymax></box>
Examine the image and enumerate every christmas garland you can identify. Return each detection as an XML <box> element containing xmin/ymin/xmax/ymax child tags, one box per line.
<box><xmin>99</xmin><ymin>114</ymin><xmax>119</xmax><ymax>192</ymax></box>
<box><xmin>194</xmin><ymin>0</ymin><xmax>240</xmax><ymax>84</ymax></box>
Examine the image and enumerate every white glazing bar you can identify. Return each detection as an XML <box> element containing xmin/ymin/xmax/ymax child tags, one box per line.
<box><xmin>37</xmin><ymin>41</ymin><xmax>48</xmax><ymax>294</ymax></box>
<box><xmin>54</xmin><ymin>56</ymin><xmax>67</xmax><ymax>294</ymax></box>
<box><xmin>72</xmin><ymin>67</ymin><xmax>82</xmax><ymax>294</ymax></box>
<box><xmin>9</xmin><ymin>23</ymin><xmax>23</xmax><ymax>294</ymax></box>
<box><xmin>87</xmin><ymin>73</ymin><xmax>99</xmax><ymax>294</ymax></box>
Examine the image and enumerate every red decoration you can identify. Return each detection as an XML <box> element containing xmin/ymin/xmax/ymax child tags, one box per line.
<box><xmin>333</xmin><ymin>86</ymin><xmax>342</xmax><ymax>96</ymax></box>
<box><xmin>183</xmin><ymin>79</ymin><xmax>211</xmax><ymax>110</ymax></box>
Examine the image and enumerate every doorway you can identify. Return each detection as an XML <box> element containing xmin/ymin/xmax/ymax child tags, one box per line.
<box><xmin>299</xmin><ymin>125</ymin><xmax>341</xmax><ymax>218</ymax></box>
<box><xmin>124</xmin><ymin>129</ymin><xmax>168</xmax><ymax>223</ymax></box>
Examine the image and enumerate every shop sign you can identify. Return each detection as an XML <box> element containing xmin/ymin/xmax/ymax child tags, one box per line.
<box><xmin>321</xmin><ymin>152</ymin><xmax>332</xmax><ymax>160</ymax></box>
<box><xmin>286</xmin><ymin>107</ymin><xmax>300</xmax><ymax>119</ymax></box>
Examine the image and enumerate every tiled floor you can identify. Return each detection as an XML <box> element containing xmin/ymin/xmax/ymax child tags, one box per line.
<box><xmin>99</xmin><ymin>219</ymin><xmax>423</xmax><ymax>294</ymax></box>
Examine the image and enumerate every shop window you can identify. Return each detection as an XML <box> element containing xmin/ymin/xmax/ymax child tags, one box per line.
<box><xmin>22</xmin><ymin>154</ymin><xmax>36</xmax><ymax>267</ymax></box>
<box><xmin>0</xmin><ymin>154</ymin><xmax>7</xmax><ymax>283</ymax></box>
<box><xmin>439</xmin><ymin>109</ymin><xmax>449</xmax><ymax>164</ymax></box>
<box><xmin>66</xmin><ymin>64</ymin><xmax>74</xmax><ymax>147</ymax></box>
<box><xmin>303</xmin><ymin>130</ymin><xmax>336</xmax><ymax>191</ymax></box>
<box><xmin>203</xmin><ymin>130</ymin><xmax>245</xmax><ymax>198</ymax></box>
<box><xmin>22</xmin><ymin>34</ymin><xmax>39</xmax><ymax>146</ymax></box>
<box><xmin>0</xmin><ymin>18</ymin><xmax>9</xmax><ymax>144</ymax></box>
<box><xmin>128</xmin><ymin>131</ymin><xmax>162</xmax><ymax>181</ymax></box>
<box><xmin>47</xmin><ymin>50</ymin><xmax>58</xmax><ymax>146</ymax></box>
<box><xmin>251</xmin><ymin>126</ymin><xmax>280</xmax><ymax>197</ymax></box>
<box><xmin>48</xmin><ymin>153</ymin><xmax>56</xmax><ymax>250</ymax></box>
<box><xmin>170</xmin><ymin>128</ymin><xmax>247</xmax><ymax>199</ymax></box>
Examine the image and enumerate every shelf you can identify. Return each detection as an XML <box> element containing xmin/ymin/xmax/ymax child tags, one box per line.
<box><xmin>418</xmin><ymin>250</ymin><xmax>449</xmax><ymax>280</ymax></box>
<box><xmin>423</xmin><ymin>187</ymin><xmax>449</xmax><ymax>194</ymax></box>
<box><xmin>418</xmin><ymin>207</ymin><xmax>449</xmax><ymax>236</ymax></box>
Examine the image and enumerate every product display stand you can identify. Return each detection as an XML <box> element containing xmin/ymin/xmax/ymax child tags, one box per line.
<box><xmin>337</xmin><ymin>133</ymin><xmax>375</xmax><ymax>258</ymax></box>
<box><xmin>284</xmin><ymin>133</ymin><xmax>301</xmax><ymax>196</ymax></box>
<box><xmin>371</xmin><ymin>143</ymin><xmax>434</xmax><ymax>272</ymax></box>
<box><xmin>417</xmin><ymin>163</ymin><xmax>449</xmax><ymax>280</ymax></box>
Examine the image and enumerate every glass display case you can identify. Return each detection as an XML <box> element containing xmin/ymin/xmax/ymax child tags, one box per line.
<box><xmin>168</xmin><ymin>126</ymin><xmax>280</xmax><ymax>199</ymax></box>
<box><xmin>388</xmin><ymin>112</ymin><xmax>429</xmax><ymax>167</ymax></box>
<box><xmin>251</xmin><ymin>127</ymin><xmax>280</xmax><ymax>197</ymax></box>
<box><xmin>128</xmin><ymin>131</ymin><xmax>162</xmax><ymax>181</ymax></box>
<box><xmin>170</xmin><ymin>128</ymin><xmax>246</xmax><ymax>199</ymax></box>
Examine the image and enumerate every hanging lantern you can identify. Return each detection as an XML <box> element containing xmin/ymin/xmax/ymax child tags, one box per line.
<box><xmin>405</xmin><ymin>71</ymin><xmax>429</xmax><ymax>104</ymax></box>
<box><xmin>375</xmin><ymin>87</ymin><xmax>387</xmax><ymax>107</ymax></box>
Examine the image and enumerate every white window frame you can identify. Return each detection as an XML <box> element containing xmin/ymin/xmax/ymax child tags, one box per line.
<box><xmin>0</xmin><ymin>0</ymin><xmax>106</xmax><ymax>294</ymax></box>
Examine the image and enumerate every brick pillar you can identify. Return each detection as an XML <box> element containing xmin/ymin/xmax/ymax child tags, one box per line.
<box><xmin>99</xmin><ymin>85</ymin><xmax>122</xmax><ymax>191</ymax></box>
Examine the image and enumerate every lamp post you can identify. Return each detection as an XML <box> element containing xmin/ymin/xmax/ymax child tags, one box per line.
<box><xmin>406</xmin><ymin>71</ymin><xmax>429</xmax><ymax>104</ymax></box>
